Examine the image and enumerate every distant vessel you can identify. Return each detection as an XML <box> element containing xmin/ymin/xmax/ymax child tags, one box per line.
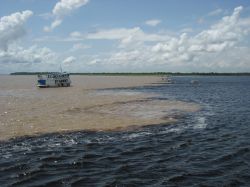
<box><xmin>37</xmin><ymin>72</ymin><xmax>71</xmax><ymax>88</ymax></box>
<box><xmin>190</xmin><ymin>80</ymin><xmax>199</xmax><ymax>84</ymax></box>
<box><xmin>161</xmin><ymin>76</ymin><xmax>173</xmax><ymax>84</ymax></box>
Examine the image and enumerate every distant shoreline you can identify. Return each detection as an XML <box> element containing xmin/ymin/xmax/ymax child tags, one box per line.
<box><xmin>9</xmin><ymin>72</ymin><xmax>250</xmax><ymax>76</ymax></box>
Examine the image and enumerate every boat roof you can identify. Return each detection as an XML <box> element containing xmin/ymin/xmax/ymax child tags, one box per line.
<box><xmin>39</xmin><ymin>72</ymin><xmax>69</xmax><ymax>75</ymax></box>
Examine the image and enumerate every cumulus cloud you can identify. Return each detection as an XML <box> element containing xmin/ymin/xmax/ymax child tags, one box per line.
<box><xmin>0</xmin><ymin>10</ymin><xmax>80</xmax><ymax>73</ymax></box>
<box><xmin>208</xmin><ymin>8</ymin><xmax>223</xmax><ymax>17</ymax></box>
<box><xmin>0</xmin><ymin>44</ymin><xmax>60</xmax><ymax>73</ymax></box>
<box><xmin>44</xmin><ymin>19</ymin><xmax>62</xmax><ymax>32</ymax></box>
<box><xmin>70</xmin><ymin>31</ymin><xmax>83</xmax><ymax>38</ymax></box>
<box><xmin>0</xmin><ymin>45</ymin><xmax>57</xmax><ymax>64</ymax></box>
<box><xmin>0</xmin><ymin>11</ymin><xmax>56</xmax><ymax>64</ymax></box>
<box><xmin>163</xmin><ymin>7</ymin><xmax>244</xmax><ymax>52</ymax></box>
<box><xmin>14</xmin><ymin>5</ymin><xmax>250</xmax><ymax>73</ymax></box>
<box><xmin>0</xmin><ymin>11</ymin><xmax>63</xmax><ymax>73</ymax></box>
<box><xmin>197</xmin><ymin>8</ymin><xmax>224</xmax><ymax>26</ymax></box>
<box><xmin>63</xmin><ymin>56</ymin><xmax>76</xmax><ymax>65</ymax></box>
<box><xmin>192</xmin><ymin>6</ymin><xmax>244</xmax><ymax>51</ymax></box>
<box><xmin>145</xmin><ymin>19</ymin><xmax>161</xmax><ymax>26</ymax></box>
<box><xmin>148</xmin><ymin>6</ymin><xmax>249</xmax><ymax>66</ymax></box>
<box><xmin>44</xmin><ymin>0</ymin><xmax>89</xmax><ymax>32</ymax></box>
<box><xmin>70</xmin><ymin>43</ymin><xmax>90</xmax><ymax>51</ymax></box>
<box><xmin>37</xmin><ymin>28</ymin><xmax>170</xmax><ymax>43</ymax></box>
<box><xmin>180</xmin><ymin>28</ymin><xmax>193</xmax><ymax>33</ymax></box>
<box><xmin>0</xmin><ymin>10</ymin><xmax>33</xmax><ymax>51</ymax></box>
<box><xmin>53</xmin><ymin>0</ymin><xmax>89</xmax><ymax>17</ymax></box>
<box><xmin>86</xmin><ymin>6</ymin><xmax>250</xmax><ymax>72</ymax></box>
<box><xmin>86</xmin><ymin>27</ymin><xmax>170</xmax><ymax>48</ymax></box>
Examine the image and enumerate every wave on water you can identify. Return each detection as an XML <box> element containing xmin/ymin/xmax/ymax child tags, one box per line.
<box><xmin>1</xmin><ymin>76</ymin><xmax>250</xmax><ymax>186</ymax></box>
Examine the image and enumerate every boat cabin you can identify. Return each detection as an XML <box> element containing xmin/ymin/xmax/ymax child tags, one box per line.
<box><xmin>37</xmin><ymin>72</ymin><xmax>71</xmax><ymax>88</ymax></box>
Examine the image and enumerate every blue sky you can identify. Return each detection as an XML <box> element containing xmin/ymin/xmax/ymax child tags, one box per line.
<box><xmin>1</xmin><ymin>0</ymin><xmax>250</xmax><ymax>73</ymax></box>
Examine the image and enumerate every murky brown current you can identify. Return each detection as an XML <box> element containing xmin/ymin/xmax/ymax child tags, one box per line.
<box><xmin>0</xmin><ymin>75</ymin><xmax>200</xmax><ymax>140</ymax></box>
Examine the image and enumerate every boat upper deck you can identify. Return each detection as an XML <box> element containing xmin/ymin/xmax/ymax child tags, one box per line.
<box><xmin>38</xmin><ymin>72</ymin><xmax>70</xmax><ymax>79</ymax></box>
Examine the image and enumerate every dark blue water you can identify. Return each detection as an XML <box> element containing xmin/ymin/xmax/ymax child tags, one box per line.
<box><xmin>1</xmin><ymin>76</ymin><xmax>250</xmax><ymax>187</ymax></box>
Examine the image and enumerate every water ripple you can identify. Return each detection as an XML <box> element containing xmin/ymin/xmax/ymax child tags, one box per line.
<box><xmin>1</xmin><ymin>76</ymin><xmax>250</xmax><ymax>186</ymax></box>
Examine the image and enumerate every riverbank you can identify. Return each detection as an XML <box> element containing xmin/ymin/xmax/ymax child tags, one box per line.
<box><xmin>10</xmin><ymin>72</ymin><xmax>250</xmax><ymax>76</ymax></box>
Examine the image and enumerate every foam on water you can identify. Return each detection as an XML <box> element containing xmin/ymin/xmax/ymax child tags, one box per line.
<box><xmin>193</xmin><ymin>116</ymin><xmax>207</xmax><ymax>129</ymax></box>
<box><xmin>160</xmin><ymin>126</ymin><xmax>185</xmax><ymax>134</ymax></box>
<box><xmin>123</xmin><ymin>131</ymin><xmax>153</xmax><ymax>140</ymax></box>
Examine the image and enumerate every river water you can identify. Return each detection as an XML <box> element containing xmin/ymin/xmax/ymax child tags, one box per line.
<box><xmin>0</xmin><ymin>76</ymin><xmax>250</xmax><ymax>186</ymax></box>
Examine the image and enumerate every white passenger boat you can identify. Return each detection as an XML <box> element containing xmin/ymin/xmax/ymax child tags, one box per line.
<box><xmin>37</xmin><ymin>72</ymin><xmax>71</xmax><ymax>88</ymax></box>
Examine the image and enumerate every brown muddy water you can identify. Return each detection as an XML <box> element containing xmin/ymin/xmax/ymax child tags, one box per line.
<box><xmin>0</xmin><ymin>75</ymin><xmax>199</xmax><ymax>140</ymax></box>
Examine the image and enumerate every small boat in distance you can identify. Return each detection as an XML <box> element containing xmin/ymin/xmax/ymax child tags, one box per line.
<box><xmin>161</xmin><ymin>75</ymin><xmax>173</xmax><ymax>84</ymax></box>
<box><xmin>190</xmin><ymin>80</ymin><xmax>199</xmax><ymax>85</ymax></box>
<box><xmin>37</xmin><ymin>72</ymin><xmax>71</xmax><ymax>88</ymax></box>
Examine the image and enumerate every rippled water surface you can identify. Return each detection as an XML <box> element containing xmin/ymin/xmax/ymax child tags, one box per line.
<box><xmin>1</xmin><ymin>76</ymin><xmax>250</xmax><ymax>186</ymax></box>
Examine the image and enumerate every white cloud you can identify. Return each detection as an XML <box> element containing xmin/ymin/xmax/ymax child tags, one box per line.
<box><xmin>0</xmin><ymin>10</ymin><xmax>33</xmax><ymax>51</ymax></box>
<box><xmin>85</xmin><ymin>6</ymin><xmax>250</xmax><ymax>72</ymax></box>
<box><xmin>71</xmin><ymin>43</ymin><xmax>90</xmax><ymax>51</ymax></box>
<box><xmin>87</xmin><ymin>27</ymin><xmax>170</xmax><ymax>44</ymax></box>
<box><xmin>53</xmin><ymin>0</ymin><xmax>89</xmax><ymax>17</ymax></box>
<box><xmin>87</xmin><ymin>58</ymin><xmax>100</xmax><ymax>65</ymax></box>
<box><xmin>0</xmin><ymin>44</ymin><xmax>61</xmax><ymax>73</ymax></box>
<box><xmin>63</xmin><ymin>56</ymin><xmax>76</xmax><ymax>65</ymax></box>
<box><xmin>0</xmin><ymin>11</ymin><xmax>64</xmax><ymax>73</ymax></box>
<box><xmin>38</xmin><ymin>12</ymin><xmax>53</xmax><ymax>20</ymax></box>
<box><xmin>44</xmin><ymin>19</ymin><xmax>63</xmax><ymax>32</ymax></box>
<box><xmin>180</xmin><ymin>28</ymin><xmax>193</xmax><ymax>33</ymax></box>
<box><xmin>70</xmin><ymin>31</ymin><xmax>83</xmax><ymax>38</ymax></box>
<box><xmin>193</xmin><ymin>6</ymin><xmax>244</xmax><ymax>48</ymax></box>
<box><xmin>44</xmin><ymin>0</ymin><xmax>89</xmax><ymax>32</ymax></box>
<box><xmin>145</xmin><ymin>19</ymin><xmax>161</xmax><ymax>27</ymax></box>
<box><xmin>87</xmin><ymin>28</ymin><xmax>140</xmax><ymax>40</ymax></box>
<box><xmin>37</xmin><ymin>28</ymin><xmax>170</xmax><ymax>43</ymax></box>
<box><xmin>197</xmin><ymin>18</ymin><xmax>205</xmax><ymax>24</ymax></box>
<box><xmin>0</xmin><ymin>10</ymin><xmax>97</xmax><ymax>74</ymax></box>
<box><xmin>4</xmin><ymin>6</ymin><xmax>250</xmax><ymax>73</ymax></box>
<box><xmin>208</xmin><ymin>8</ymin><xmax>223</xmax><ymax>16</ymax></box>
<box><xmin>0</xmin><ymin>45</ymin><xmax>57</xmax><ymax>64</ymax></box>
<box><xmin>148</xmin><ymin>6</ymin><xmax>249</xmax><ymax>67</ymax></box>
<box><xmin>151</xmin><ymin>6</ymin><xmax>246</xmax><ymax>55</ymax></box>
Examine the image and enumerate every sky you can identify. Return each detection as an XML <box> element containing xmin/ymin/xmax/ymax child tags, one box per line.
<box><xmin>1</xmin><ymin>0</ymin><xmax>250</xmax><ymax>73</ymax></box>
